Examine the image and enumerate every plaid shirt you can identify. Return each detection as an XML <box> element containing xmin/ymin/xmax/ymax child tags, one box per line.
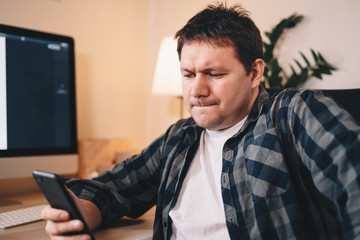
<box><xmin>68</xmin><ymin>87</ymin><xmax>360</xmax><ymax>239</ymax></box>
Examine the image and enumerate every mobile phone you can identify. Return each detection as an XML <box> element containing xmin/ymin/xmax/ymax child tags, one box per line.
<box><xmin>32</xmin><ymin>170</ymin><xmax>96</xmax><ymax>240</ymax></box>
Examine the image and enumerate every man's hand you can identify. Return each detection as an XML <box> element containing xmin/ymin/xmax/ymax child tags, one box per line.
<box><xmin>41</xmin><ymin>189</ymin><xmax>102</xmax><ymax>240</ymax></box>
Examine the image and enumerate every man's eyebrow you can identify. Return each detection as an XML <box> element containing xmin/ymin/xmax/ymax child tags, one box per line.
<box><xmin>202</xmin><ymin>67</ymin><xmax>227</xmax><ymax>72</ymax></box>
<box><xmin>180</xmin><ymin>67</ymin><xmax>191</xmax><ymax>72</ymax></box>
<box><xmin>180</xmin><ymin>66</ymin><xmax>227</xmax><ymax>72</ymax></box>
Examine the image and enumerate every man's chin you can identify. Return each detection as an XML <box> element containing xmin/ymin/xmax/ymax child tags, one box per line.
<box><xmin>192</xmin><ymin>116</ymin><xmax>220</xmax><ymax>130</ymax></box>
<box><xmin>192</xmin><ymin>115</ymin><xmax>238</xmax><ymax>131</ymax></box>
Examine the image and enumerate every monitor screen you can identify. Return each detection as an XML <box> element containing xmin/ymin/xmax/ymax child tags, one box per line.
<box><xmin>0</xmin><ymin>24</ymin><xmax>78</xmax><ymax>179</ymax></box>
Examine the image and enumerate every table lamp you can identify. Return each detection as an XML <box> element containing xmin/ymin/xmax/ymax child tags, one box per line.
<box><xmin>152</xmin><ymin>36</ymin><xmax>184</xmax><ymax>118</ymax></box>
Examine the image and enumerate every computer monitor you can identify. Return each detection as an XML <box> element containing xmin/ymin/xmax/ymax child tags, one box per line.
<box><xmin>0</xmin><ymin>24</ymin><xmax>78</xmax><ymax>180</ymax></box>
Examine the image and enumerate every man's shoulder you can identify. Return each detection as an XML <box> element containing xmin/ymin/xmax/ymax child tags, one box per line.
<box><xmin>267</xmin><ymin>87</ymin><xmax>321</xmax><ymax>99</ymax></box>
<box><xmin>266</xmin><ymin>87</ymin><xmax>328</xmax><ymax>107</ymax></box>
<box><xmin>263</xmin><ymin>87</ymin><xmax>352</xmax><ymax>127</ymax></box>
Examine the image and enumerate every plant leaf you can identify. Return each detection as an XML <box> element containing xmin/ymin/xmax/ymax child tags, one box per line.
<box><xmin>294</xmin><ymin>59</ymin><xmax>304</xmax><ymax>70</ymax></box>
<box><xmin>311</xmin><ymin>49</ymin><xmax>318</xmax><ymax>62</ymax></box>
<box><xmin>263</xmin><ymin>15</ymin><xmax>337</xmax><ymax>88</ymax></box>
<box><xmin>300</xmin><ymin>52</ymin><xmax>311</xmax><ymax>67</ymax></box>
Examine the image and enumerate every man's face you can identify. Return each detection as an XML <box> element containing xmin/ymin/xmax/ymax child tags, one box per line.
<box><xmin>180</xmin><ymin>40</ymin><xmax>261</xmax><ymax>131</ymax></box>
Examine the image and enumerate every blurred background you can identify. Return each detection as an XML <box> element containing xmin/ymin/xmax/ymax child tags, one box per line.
<box><xmin>1</xmin><ymin>0</ymin><xmax>359</xmax><ymax>151</ymax></box>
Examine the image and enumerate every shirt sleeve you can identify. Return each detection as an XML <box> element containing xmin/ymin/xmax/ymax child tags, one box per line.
<box><xmin>66</xmin><ymin>134</ymin><xmax>166</xmax><ymax>225</ymax></box>
<box><xmin>282</xmin><ymin>89</ymin><xmax>360</xmax><ymax>239</ymax></box>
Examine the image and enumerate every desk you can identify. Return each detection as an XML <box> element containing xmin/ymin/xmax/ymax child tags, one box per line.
<box><xmin>0</xmin><ymin>192</ymin><xmax>155</xmax><ymax>240</ymax></box>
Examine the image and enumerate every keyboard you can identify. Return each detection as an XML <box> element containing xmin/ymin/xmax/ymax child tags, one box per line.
<box><xmin>0</xmin><ymin>204</ymin><xmax>47</xmax><ymax>229</ymax></box>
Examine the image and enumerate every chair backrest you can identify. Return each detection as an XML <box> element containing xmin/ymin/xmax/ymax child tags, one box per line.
<box><xmin>266</xmin><ymin>88</ymin><xmax>360</xmax><ymax>123</ymax></box>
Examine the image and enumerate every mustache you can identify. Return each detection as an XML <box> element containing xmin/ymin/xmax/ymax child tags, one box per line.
<box><xmin>190</xmin><ymin>98</ymin><xmax>217</xmax><ymax>107</ymax></box>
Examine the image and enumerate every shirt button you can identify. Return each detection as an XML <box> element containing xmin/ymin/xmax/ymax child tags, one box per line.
<box><xmin>163</xmin><ymin>221</ymin><xmax>168</xmax><ymax>228</ymax></box>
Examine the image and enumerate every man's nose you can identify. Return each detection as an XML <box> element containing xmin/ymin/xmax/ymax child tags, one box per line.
<box><xmin>191</xmin><ymin>75</ymin><xmax>210</xmax><ymax>98</ymax></box>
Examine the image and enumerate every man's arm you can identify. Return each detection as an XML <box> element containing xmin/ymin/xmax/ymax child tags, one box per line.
<box><xmin>286</xmin><ymin>89</ymin><xmax>360</xmax><ymax>238</ymax></box>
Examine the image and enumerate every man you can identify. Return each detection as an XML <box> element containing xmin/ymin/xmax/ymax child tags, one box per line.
<box><xmin>42</xmin><ymin>3</ymin><xmax>360</xmax><ymax>239</ymax></box>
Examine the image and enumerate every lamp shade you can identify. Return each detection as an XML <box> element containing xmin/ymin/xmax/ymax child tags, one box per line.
<box><xmin>152</xmin><ymin>36</ymin><xmax>182</xmax><ymax>96</ymax></box>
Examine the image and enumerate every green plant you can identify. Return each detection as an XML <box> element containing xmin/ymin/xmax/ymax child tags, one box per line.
<box><xmin>262</xmin><ymin>13</ymin><xmax>337</xmax><ymax>88</ymax></box>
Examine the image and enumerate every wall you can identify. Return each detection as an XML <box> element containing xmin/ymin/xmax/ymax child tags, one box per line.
<box><xmin>0</xmin><ymin>0</ymin><xmax>359</xmax><ymax>152</ymax></box>
<box><xmin>146</xmin><ymin>0</ymin><xmax>360</xmax><ymax>145</ymax></box>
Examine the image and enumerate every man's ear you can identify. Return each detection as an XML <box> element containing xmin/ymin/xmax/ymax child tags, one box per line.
<box><xmin>250</xmin><ymin>58</ymin><xmax>265</xmax><ymax>88</ymax></box>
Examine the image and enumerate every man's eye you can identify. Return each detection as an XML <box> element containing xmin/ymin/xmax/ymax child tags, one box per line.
<box><xmin>210</xmin><ymin>73</ymin><xmax>224</xmax><ymax>78</ymax></box>
<box><xmin>183</xmin><ymin>74</ymin><xmax>194</xmax><ymax>79</ymax></box>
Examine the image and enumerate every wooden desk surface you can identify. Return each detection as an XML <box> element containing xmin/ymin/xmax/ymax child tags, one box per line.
<box><xmin>0</xmin><ymin>192</ymin><xmax>154</xmax><ymax>240</ymax></box>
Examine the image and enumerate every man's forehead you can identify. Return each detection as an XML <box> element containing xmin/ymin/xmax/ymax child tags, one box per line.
<box><xmin>180</xmin><ymin>41</ymin><xmax>239</xmax><ymax>68</ymax></box>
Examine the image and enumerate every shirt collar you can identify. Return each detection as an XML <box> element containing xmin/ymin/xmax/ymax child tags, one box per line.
<box><xmin>247</xmin><ymin>85</ymin><xmax>271</xmax><ymax>123</ymax></box>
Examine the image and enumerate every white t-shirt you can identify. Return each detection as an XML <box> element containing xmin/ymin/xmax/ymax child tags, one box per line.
<box><xmin>169</xmin><ymin>119</ymin><xmax>246</xmax><ymax>239</ymax></box>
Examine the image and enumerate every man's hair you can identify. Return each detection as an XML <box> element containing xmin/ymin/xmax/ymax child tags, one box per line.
<box><xmin>175</xmin><ymin>2</ymin><xmax>263</xmax><ymax>74</ymax></box>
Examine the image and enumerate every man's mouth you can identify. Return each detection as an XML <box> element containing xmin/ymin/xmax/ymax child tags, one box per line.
<box><xmin>191</xmin><ymin>98</ymin><xmax>216</xmax><ymax>107</ymax></box>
